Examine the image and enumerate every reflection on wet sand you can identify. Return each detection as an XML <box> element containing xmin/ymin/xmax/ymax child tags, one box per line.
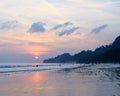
<box><xmin>0</xmin><ymin>64</ymin><xmax>120</xmax><ymax>96</ymax></box>
<box><xmin>27</xmin><ymin>72</ymin><xmax>45</xmax><ymax>83</ymax></box>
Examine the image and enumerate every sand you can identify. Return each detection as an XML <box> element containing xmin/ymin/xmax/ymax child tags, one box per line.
<box><xmin>0</xmin><ymin>64</ymin><xmax>120</xmax><ymax>96</ymax></box>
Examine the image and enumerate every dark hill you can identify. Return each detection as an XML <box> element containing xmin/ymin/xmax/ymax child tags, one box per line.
<box><xmin>43</xmin><ymin>53</ymin><xmax>73</xmax><ymax>63</ymax></box>
<box><xmin>111</xmin><ymin>35</ymin><xmax>120</xmax><ymax>48</ymax></box>
<box><xmin>43</xmin><ymin>35</ymin><xmax>120</xmax><ymax>63</ymax></box>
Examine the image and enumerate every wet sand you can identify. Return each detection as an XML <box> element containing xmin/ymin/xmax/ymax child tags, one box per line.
<box><xmin>0</xmin><ymin>64</ymin><xmax>120</xmax><ymax>96</ymax></box>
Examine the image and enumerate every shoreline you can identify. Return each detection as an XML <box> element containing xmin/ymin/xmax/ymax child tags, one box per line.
<box><xmin>0</xmin><ymin>63</ymin><xmax>120</xmax><ymax>96</ymax></box>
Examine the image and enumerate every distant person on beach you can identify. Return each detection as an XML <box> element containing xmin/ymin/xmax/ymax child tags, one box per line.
<box><xmin>59</xmin><ymin>64</ymin><xmax>61</xmax><ymax>67</ymax></box>
<box><xmin>36</xmin><ymin>65</ymin><xmax>38</xmax><ymax>67</ymax></box>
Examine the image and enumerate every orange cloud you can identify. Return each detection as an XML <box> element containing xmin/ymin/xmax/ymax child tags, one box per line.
<box><xmin>23</xmin><ymin>45</ymin><xmax>50</xmax><ymax>58</ymax></box>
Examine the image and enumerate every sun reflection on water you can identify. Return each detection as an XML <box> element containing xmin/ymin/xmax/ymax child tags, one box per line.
<box><xmin>33</xmin><ymin>72</ymin><xmax>42</xmax><ymax>83</ymax></box>
<box><xmin>27</xmin><ymin>72</ymin><xmax>46</xmax><ymax>84</ymax></box>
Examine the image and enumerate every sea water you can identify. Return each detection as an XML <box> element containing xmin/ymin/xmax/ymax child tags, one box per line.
<box><xmin>0</xmin><ymin>63</ymin><xmax>82</xmax><ymax>74</ymax></box>
<box><xmin>0</xmin><ymin>63</ymin><xmax>120</xmax><ymax>96</ymax></box>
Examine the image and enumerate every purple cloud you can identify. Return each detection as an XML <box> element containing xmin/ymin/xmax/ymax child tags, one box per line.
<box><xmin>92</xmin><ymin>24</ymin><xmax>108</xmax><ymax>33</ymax></box>
<box><xmin>0</xmin><ymin>20</ymin><xmax>23</xmax><ymax>30</ymax></box>
<box><xmin>51</xmin><ymin>22</ymin><xmax>73</xmax><ymax>30</ymax></box>
<box><xmin>58</xmin><ymin>27</ymin><xmax>79</xmax><ymax>36</ymax></box>
<box><xmin>28</xmin><ymin>22</ymin><xmax>46</xmax><ymax>33</ymax></box>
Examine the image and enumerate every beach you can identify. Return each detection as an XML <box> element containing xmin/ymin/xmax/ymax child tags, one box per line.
<box><xmin>0</xmin><ymin>63</ymin><xmax>120</xmax><ymax>96</ymax></box>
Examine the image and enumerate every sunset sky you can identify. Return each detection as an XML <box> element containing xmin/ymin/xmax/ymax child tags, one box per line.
<box><xmin>0</xmin><ymin>0</ymin><xmax>120</xmax><ymax>62</ymax></box>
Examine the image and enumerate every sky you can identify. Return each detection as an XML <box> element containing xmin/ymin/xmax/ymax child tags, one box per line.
<box><xmin>0</xmin><ymin>0</ymin><xmax>120</xmax><ymax>62</ymax></box>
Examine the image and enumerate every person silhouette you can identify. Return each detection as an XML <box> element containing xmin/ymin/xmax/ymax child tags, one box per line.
<box><xmin>59</xmin><ymin>64</ymin><xmax>61</xmax><ymax>67</ymax></box>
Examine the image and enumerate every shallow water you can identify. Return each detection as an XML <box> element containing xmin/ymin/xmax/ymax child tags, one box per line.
<box><xmin>0</xmin><ymin>63</ymin><xmax>80</xmax><ymax>73</ymax></box>
<box><xmin>0</xmin><ymin>63</ymin><xmax>120</xmax><ymax>96</ymax></box>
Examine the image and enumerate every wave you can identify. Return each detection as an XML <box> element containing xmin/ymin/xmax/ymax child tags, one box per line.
<box><xmin>0</xmin><ymin>63</ymin><xmax>60</xmax><ymax>74</ymax></box>
<box><xmin>0</xmin><ymin>63</ymin><xmax>82</xmax><ymax>74</ymax></box>
<box><xmin>0</xmin><ymin>64</ymin><xmax>58</xmax><ymax>68</ymax></box>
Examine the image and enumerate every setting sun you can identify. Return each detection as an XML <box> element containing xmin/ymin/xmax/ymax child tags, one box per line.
<box><xmin>34</xmin><ymin>56</ymin><xmax>39</xmax><ymax>59</ymax></box>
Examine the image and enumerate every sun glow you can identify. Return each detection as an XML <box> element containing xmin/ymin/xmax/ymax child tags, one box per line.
<box><xmin>22</xmin><ymin>45</ymin><xmax>50</xmax><ymax>60</ymax></box>
<box><xmin>34</xmin><ymin>56</ymin><xmax>39</xmax><ymax>59</ymax></box>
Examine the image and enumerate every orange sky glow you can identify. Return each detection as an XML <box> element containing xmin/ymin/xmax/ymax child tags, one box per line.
<box><xmin>0</xmin><ymin>0</ymin><xmax>120</xmax><ymax>62</ymax></box>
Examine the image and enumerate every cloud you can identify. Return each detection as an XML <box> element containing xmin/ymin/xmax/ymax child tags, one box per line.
<box><xmin>51</xmin><ymin>22</ymin><xmax>73</xmax><ymax>30</ymax></box>
<box><xmin>64</xmin><ymin>22</ymin><xmax>73</xmax><ymax>27</ymax></box>
<box><xmin>28</xmin><ymin>22</ymin><xmax>46</xmax><ymax>33</ymax></box>
<box><xmin>58</xmin><ymin>27</ymin><xmax>79</xmax><ymax>36</ymax></box>
<box><xmin>108</xmin><ymin>1</ymin><xmax>120</xmax><ymax>7</ymax></box>
<box><xmin>50</xmin><ymin>22</ymin><xmax>80</xmax><ymax>36</ymax></box>
<box><xmin>28</xmin><ymin>42</ymin><xmax>46</xmax><ymax>46</ymax></box>
<box><xmin>0</xmin><ymin>53</ymin><xmax>34</xmax><ymax>63</ymax></box>
<box><xmin>0</xmin><ymin>20</ymin><xmax>24</xmax><ymax>30</ymax></box>
<box><xmin>92</xmin><ymin>24</ymin><xmax>108</xmax><ymax>33</ymax></box>
<box><xmin>0</xmin><ymin>43</ymin><xmax>23</xmax><ymax>47</ymax></box>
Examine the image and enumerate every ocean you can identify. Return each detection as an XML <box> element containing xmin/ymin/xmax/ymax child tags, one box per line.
<box><xmin>0</xmin><ymin>63</ymin><xmax>120</xmax><ymax>96</ymax></box>
<box><xmin>0</xmin><ymin>63</ymin><xmax>81</xmax><ymax>74</ymax></box>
